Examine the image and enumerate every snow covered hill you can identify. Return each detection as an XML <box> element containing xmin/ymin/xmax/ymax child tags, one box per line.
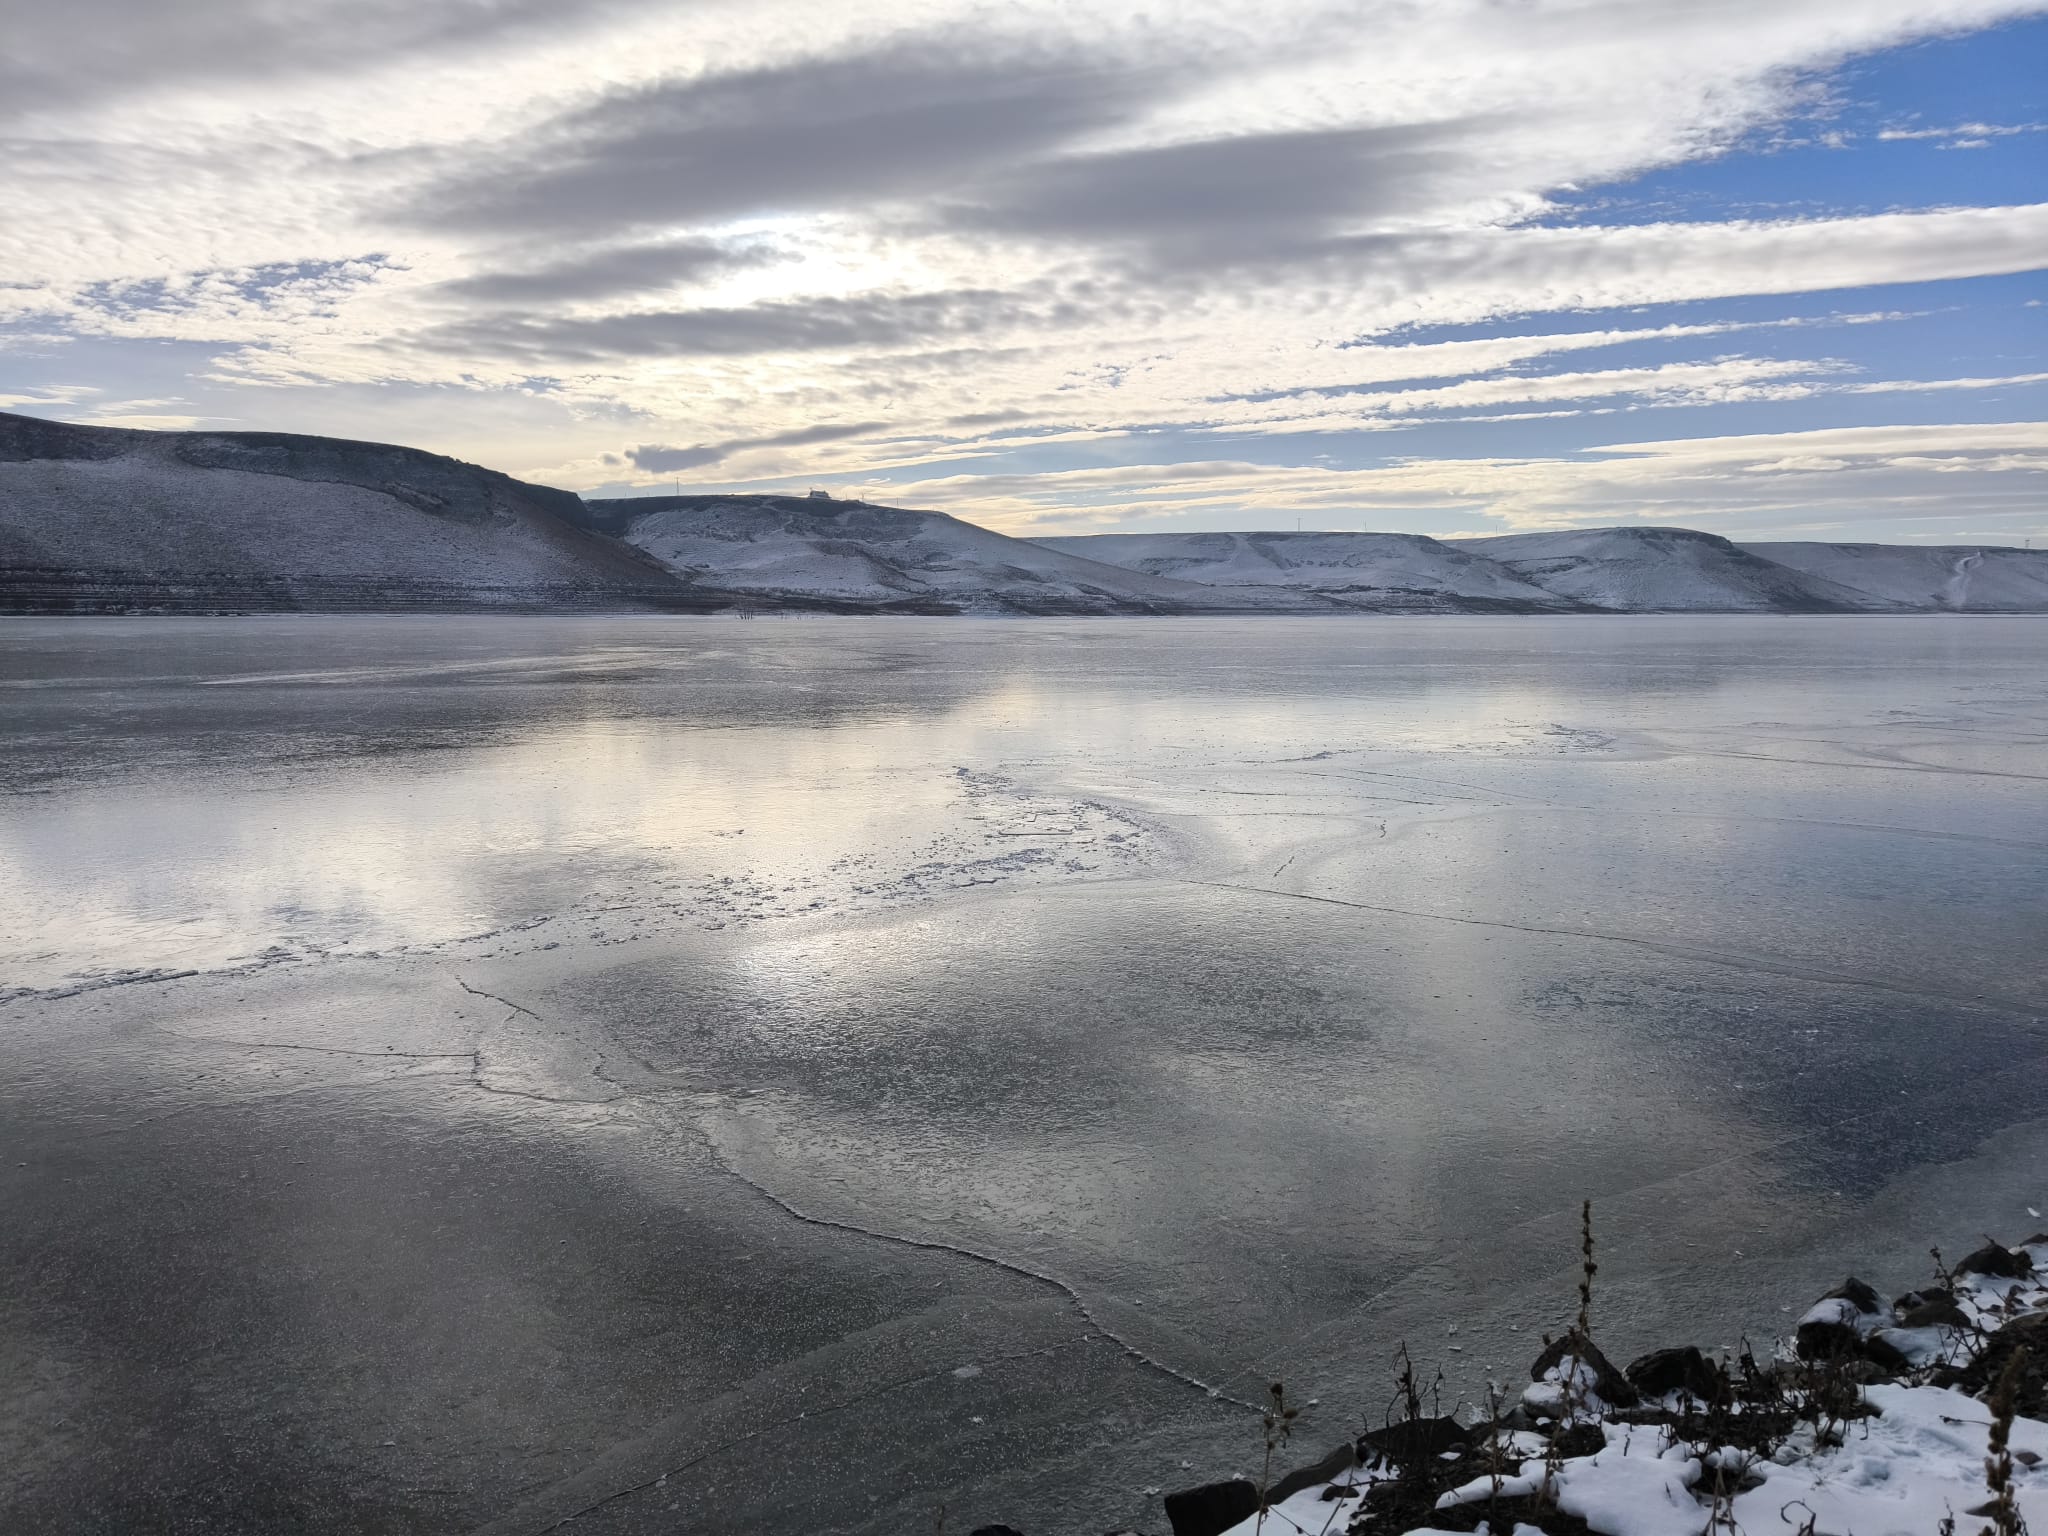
<box><xmin>1033</xmin><ymin>530</ymin><xmax>1587</xmax><ymax>612</ymax></box>
<box><xmin>0</xmin><ymin>412</ymin><xmax>706</xmax><ymax>613</ymax></box>
<box><xmin>1462</xmin><ymin>526</ymin><xmax>1896</xmax><ymax>613</ymax></box>
<box><xmin>9</xmin><ymin>412</ymin><xmax>2044</xmax><ymax>617</ymax></box>
<box><xmin>1746</xmin><ymin>541</ymin><xmax>2048</xmax><ymax>612</ymax></box>
<box><xmin>586</xmin><ymin>493</ymin><xmax>1300</xmax><ymax>615</ymax></box>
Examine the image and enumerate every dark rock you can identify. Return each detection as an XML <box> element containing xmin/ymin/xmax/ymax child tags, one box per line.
<box><xmin>1896</xmin><ymin>1291</ymin><xmax>1969</xmax><ymax>1330</ymax></box>
<box><xmin>1423</xmin><ymin>1492</ymin><xmax>1598</xmax><ymax>1535</ymax></box>
<box><xmin>1860</xmin><ymin>1332</ymin><xmax>1910</xmax><ymax>1372</ymax></box>
<box><xmin>1359</xmin><ymin>1415</ymin><xmax>1467</xmax><ymax>1465</ymax></box>
<box><xmin>1529</xmin><ymin>1331</ymin><xmax>1639</xmax><ymax>1407</ymax></box>
<box><xmin>1320</xmin><ymin>1484</ymin><xmax>1362</xmax><ymax>1500</ymax></box>
<box><xmin>1796</xmin><ymin>1309</ymin><xmax>1910</xmax><ymax>1372</ymax></box>
<box><xmin>1266</xmin><ymin>1442</ymin><xmax>1357</xmax><ymax>1503</ymax></box>
<box><xmin>1956</xmin><ymin>1242</ymin><xmax>2034</xmax><ymax>1279</ymax></box>
<box><xmin>1796</xmin><ymin>1286</ymin><xmax>1884</xmax><ymax>1363</ymax></box>
<box><xmin>1162</xmin><ymin>1479</ymin><xmax>1259</xmax><ymax>1536</ymax></box>
<box><xmin>1824</xmin><ymin>1277</ymin><xmax>1883</xmax><ymax>1315</ymax></box>
<box><xmin>1796</xmin><ymin>1317</ymin><xmax>1858</xmax><ymax>1361</ymax></box>
<box><xmin>1624</xmin><ymin>1346</ymin><xmax>1722</xmax><ymax>1401</ymax></box>
<box><xmin>1549</xmin><ymin>1422</ymin><xmax>1609</xmax><ymax>1460</ymax></box>
<box><xmin>969</xmin><ymin>1527</ymin><xmax>1026</xmax><ymax>1536</ymax></box>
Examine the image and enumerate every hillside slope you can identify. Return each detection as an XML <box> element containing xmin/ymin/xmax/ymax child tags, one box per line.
<box><xmin>0</xmin><ymin>412</ymin><xmax>709</xmax><ymax>613</ymax></box>
<box><xmin>1463</xmin><ymin>526</ymin><xmax>1896</xmax><ymax>612</ymax></box>
<box><xmin>587</xmin><ymin>494</ymin><xmax>1301</xmax><ymax>615</ymax></box>
<box><xmin>1033</xmin><ymin>530</ymin><xmax>1585</xmax><ymax>612</ymax></box>
<box><xmin>1745</xmin><ymin>541</ymin><xmax>2048</xmax><ymax>612</ymax></box>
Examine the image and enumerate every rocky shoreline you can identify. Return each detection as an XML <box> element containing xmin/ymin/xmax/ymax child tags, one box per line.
<box><xmin>1176</xmin><ymin>1232</ymin><xmax>2048</xmax><ymax>1536</ymax></box>
<box><xmin>961</xmin><ymin>1231</ymin><xmax>2048</xmax><ymax>1536</ymax></box>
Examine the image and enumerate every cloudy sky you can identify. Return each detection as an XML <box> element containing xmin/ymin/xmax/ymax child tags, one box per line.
<box><xmin>2</xmin><ymin>0</ymin><xmax>2044</xmax><ymax>541</ymax></box>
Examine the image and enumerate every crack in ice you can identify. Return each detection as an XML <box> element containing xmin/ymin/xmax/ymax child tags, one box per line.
<box><xmin>704</xmin><ymin>1146</ymin><xmax>1264</xmax><ymax>1415</ymax></box>
<box><xmin>1197</xmin><ymin>880</ymin><xmax>2044</xmax><ymax>1016</ymax></box>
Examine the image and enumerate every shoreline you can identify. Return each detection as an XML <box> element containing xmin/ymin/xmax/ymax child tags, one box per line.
<box><xmin>1149</xmin><ymin>1231</ymin><xmax>2048</xmax><ymax>1536</ymax></box>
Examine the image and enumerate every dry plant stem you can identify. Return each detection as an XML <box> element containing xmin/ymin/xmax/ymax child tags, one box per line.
<box><xmin>1980</xmin><ymin>1346</ymin><xmax>2030</xmax><ymax>1536</ymax></box>
<box><xmin>1484</xmin><ymin>1383</ymin><xmax>1507</xmax><ymax>1508</ymax></box>
<box><xmin>1577</xmin><ymin>1200</ymin><xmax>1596</xmax><ymax>1339</ymax></box>
<box><xmin>1565</xmin><ymin>1199</ymin><xmax>1598</xmax><ymax>1427</ymax></box>
<box><xmin>1256</xmin><ymin>1380</ymin><xmax>1297</xmax><ymax>1534</ymax></box>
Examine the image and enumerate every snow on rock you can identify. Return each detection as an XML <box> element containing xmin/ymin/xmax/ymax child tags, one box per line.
<box><xmin>0</xmin><ymin>411</ymin><xmax>701</xmax><ymax>612</ymax></box>
<box><xmin>1462</xmin><ymin>526</ymin><xmax>1894</xmax><ymax>613</ymax></box>
<box><xmin>1031</xmin><ymin>531</ymin><xmax>1584</xmax><ymax>612</ymax></box>
<box><xmin>592</xmin><ymin>493</ymin><xmax>1302</xmax><ymax>615</ymax></box>
<box><xmin>1183</xmin><ymin>1236</ymin><xmax>2048</xmax><ymax>1536</ymax></box>
<box><xmin>1747</xmin><ymin>542</ymin><xmax>2048</xmax><ymax>612</ymax></box>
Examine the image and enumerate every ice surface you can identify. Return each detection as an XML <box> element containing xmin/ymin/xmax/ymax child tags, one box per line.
<box><xmin>4</xmin><ymin>614</ymin><xmax>2046</xmax><ymax>1533</ymax></box>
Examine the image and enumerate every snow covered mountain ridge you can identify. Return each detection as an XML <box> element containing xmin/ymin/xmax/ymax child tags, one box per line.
<box><xmin>4</xmin><ymin>412</ymin><xmax>2044</xmax><ymax>614</ymax></box>
<box><xmin>1044</xmin><ymin>525</ymin><xmax>2048</xmax><ymax>614</ymax></box>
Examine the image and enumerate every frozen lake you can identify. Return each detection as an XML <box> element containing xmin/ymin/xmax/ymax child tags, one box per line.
<box><xmin>3</xmin><ymin>615</ymin><xmax>2046</xmax><ymax>1534</ymax></box>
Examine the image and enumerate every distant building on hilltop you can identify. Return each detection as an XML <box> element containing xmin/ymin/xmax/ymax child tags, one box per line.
<box><xmin>807</xmin><ymin>488</ymin><xmax>832</xmax><ymax>501</ymax></box>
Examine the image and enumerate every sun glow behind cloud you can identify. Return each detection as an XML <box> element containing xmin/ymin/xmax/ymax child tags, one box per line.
<box><xmin>1</xmin><ymin>0</ymin><xmax>2043</xmax><ymax>540</ymax></box>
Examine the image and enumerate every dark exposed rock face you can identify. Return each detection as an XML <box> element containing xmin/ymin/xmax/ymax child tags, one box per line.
<box><xmin>1529</xmin><ymin>1330</ymin><xmax>1638</xmax><ymax>1407</ymax></box>
<box><xmin>1824</xmin><ymin>1277</ymin><xmax>1883</xmax><ymax>1314</ymax></box>
<box><xmin>1895</xmin><ymin>1289</ymin><xmax>1969</xmax><ymax>1329</ymax></box>
<box><xmin>1265</xmin><ymin>1441</ymin><xmax>1358</xmax><ymax>1502</ymax></box>
<box><xmin>1359</xmin><ymin>1415</ymin><xmax>1467</xmax><ymax>1465</ymax></box>
<box><xmin>1957</xmin><ymin>1242</ymin><xmax>2035</xmax><ymax>1280</ymax></box>
<box><xmin>1624</xmin><ymin>1345</ymin><xmax>1722</xmax><ymax>1400</ymax></box>
<box><xmin>1161</xmin><ymin>1478</ymin><xmax>1260</xmax><ymax>1536</ymax></box>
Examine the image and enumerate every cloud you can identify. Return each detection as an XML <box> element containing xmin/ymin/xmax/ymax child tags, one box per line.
<box><xmin>0</xmin><ymin>384</ymin><xmax>99</xmax><ymax>410</ymax></box>
<box><xmin>849</xmin><ymin>419</ymin><xmax>2048</xmax><ymax>536</ymax></box>
<box><xmin>6</xmin><ymin>0</ymin><xmax>2046</xmax><ymax>543</ymax></box>
<box><xmin>1877</xmin><ymin>121</ymin><xmax>2045</xmax><ymax>140</ymax></box>
<box><xmin>628</xmin><ymin>420</ymin><xmax>889</xmax><ymax>472</ymax></box>
<box><xmin>0</xmin><ymin>0</ymin><xmax>638</xmax><ymax>120</ymax></box>
<box><xmin>405</xmin><ymin>284</ymin><xmax>1088</xmax><ymax>363</ymax></box>
<box><xmin>403</xmin><ymin>41</ymin><xmax>1172</xmax><ymax>241</ymax></box>
<box><xmin>943</xmin><ymin>117</ymin><xmax>1500</xmax><ymax>266</ymax></box>
<box><xmin>438</xmin><ymin>239</ymin><xmax>786</xmax><ymax>305</ymax></box>
<box><xmin>1846</xmin><ymin>371</ymin><xmax>2048</xmax><ymax>394</ymax></box>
